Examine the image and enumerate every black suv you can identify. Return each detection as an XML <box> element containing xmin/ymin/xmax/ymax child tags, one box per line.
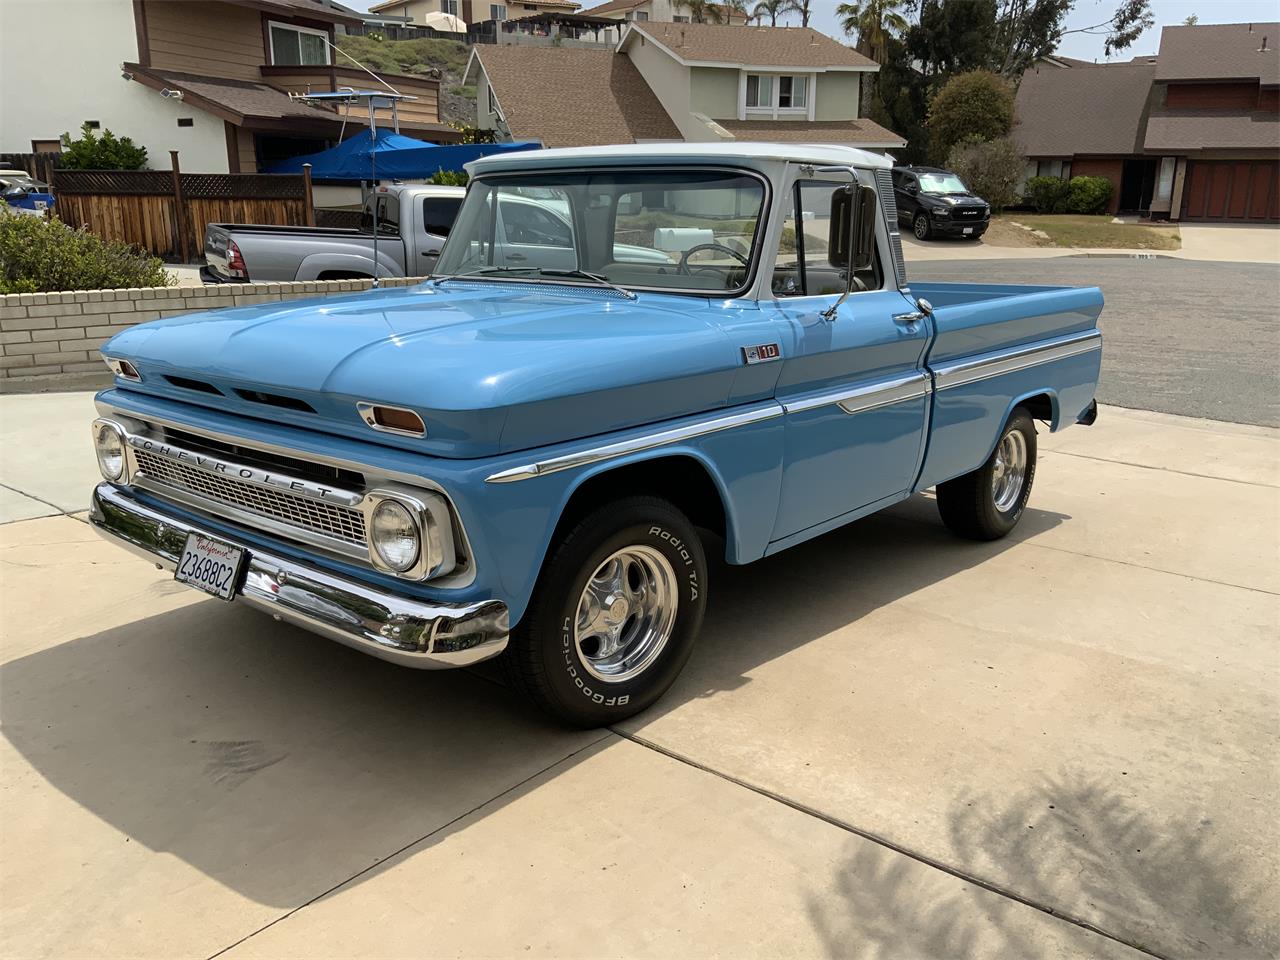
<box><xmin>891</xmin><ymin>165</ymin><xmax>990</xmax><ymax>241</ymax></box>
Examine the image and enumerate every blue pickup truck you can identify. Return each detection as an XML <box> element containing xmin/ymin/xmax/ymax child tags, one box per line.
<box><xmin>90</xmin><ymin>143</ymin><xmax>1102</xmax><ymax>726</ymax></box>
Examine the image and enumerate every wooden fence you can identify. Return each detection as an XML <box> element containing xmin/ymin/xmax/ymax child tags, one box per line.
<box><xmin>47</xmin><ymin>155</ymin><xmax>314</xmax><ymax>262</ymax></box>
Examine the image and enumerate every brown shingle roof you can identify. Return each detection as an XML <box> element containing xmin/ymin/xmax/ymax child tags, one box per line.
<box><xmin>1154</xmin><ymin>22</ymin><xmax>1280</xmax><ymax>84</ymax></box>
<box><xmin>626</xmin><ymin>22</ymin><xmax>876</xmax><ymax>69</ymax></box>
<box><xmin>717</xmin><ymin>118</ymin><xmax>904</xmax><ymax>147</ymax></box>
<box><xmin>1013</xmin><ymin>61</ymin><xmax>1156</xmax><ymax>156</ymax></box>
<box><xmin>127</xmin><ymin>67</ymin><xmax>341</xmax><ymax>123</ymax></box>
<box><xmin>1144</xmin><ymin>108</ymin><xmax>1280</xmax><ymax>151</ymax></box>
<box><xmin>474</xmin><ymin>46</ymin><xmax>681</xmax><ymax>147</ymax></box>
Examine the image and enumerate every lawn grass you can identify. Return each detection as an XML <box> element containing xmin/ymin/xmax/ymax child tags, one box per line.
<box><xmin>334</xmin><ymin>35</ymin><xmax>472</xmax><ymax>78</ymax></box>
<box><xmin>1002</xmin><ymin>214</ymin><xmax>1181</xmax><ymax>251</ymax></box>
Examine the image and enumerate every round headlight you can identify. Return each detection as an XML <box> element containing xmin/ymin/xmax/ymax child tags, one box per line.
<box><xmin>370</xmin><ymin>499</ymin><xmax>420</xmax><ymax>572</ymax></box>
<box><xmin>94</xmin><ymin>422</ymin><xmax>124</xmax><ymax>481</ymax></box>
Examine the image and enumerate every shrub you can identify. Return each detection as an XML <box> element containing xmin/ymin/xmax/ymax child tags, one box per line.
<box><xmin>0</xmin><ymin>211</ymin><xmax>173</xmax><ymax>292</ymax></box>
<box><xmin>1065</xmin><ymin>175</ymin><xmax>1114</xmax><ymax>215</ymax></box>
<box><xmin>427</xmin><ymin>169</ymin><xmax>469</xmax><ymax>186</ymax></box>
<box><xmin>926</xmin><ymin>70</ymin><xmax>1015</xmax><ymax>162</ymax></box>
<box><xmin>1024</xmin><ymin>175</ymin><xmax>1070</xmax><ymax>214</ymax></box>
<box><xmin>59</xmin><ymin>122</ymin><xmax>148</xmax><ymax>170</ymax></box>
<box><xmin>945</xmin><ymin>137</ymin><xmax>1024</xmax><ymax>212</ymax></box>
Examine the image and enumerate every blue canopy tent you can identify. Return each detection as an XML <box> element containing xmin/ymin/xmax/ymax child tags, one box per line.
<box><xmin>268</xmin><ymin>129</ymin><xmax>540</xmax><ymax>179</ymax></box>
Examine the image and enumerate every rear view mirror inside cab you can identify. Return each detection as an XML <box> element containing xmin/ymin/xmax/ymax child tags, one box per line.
<box><xmin>828</xmin><ymin>184</ymin><xmax>878</xmax><ymax>274</ymax></box>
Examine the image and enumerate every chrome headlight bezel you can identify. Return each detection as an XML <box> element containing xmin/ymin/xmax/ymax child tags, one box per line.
<box><xmin>363</xmin><ymin>488</ymin><xmax>456</xmax><ymax>581</ymax></box>
<box><xmin>91</xmin><ymin>418</ymin><xmax>129</xmax><ymax>482</ymax></box>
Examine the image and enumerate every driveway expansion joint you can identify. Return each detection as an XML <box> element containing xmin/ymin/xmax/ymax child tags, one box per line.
<box><xmin>611</xmin><ymin>728</ymin><xmax>1170</xmax><ymax>960</ymax></box>
<box><xmin>204</xmin><ymin>730</ymin><xmax>615</xmax><ymax>960</ymax></box>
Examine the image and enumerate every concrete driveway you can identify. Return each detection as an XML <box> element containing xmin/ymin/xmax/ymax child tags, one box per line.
<box><xmin>1</xmin><ymin>393</ymin><xmax>1277</xmax><ymax>959</ymax></box>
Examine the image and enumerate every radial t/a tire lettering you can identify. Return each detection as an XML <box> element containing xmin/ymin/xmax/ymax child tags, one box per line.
<box><xmin>501</xmin><ymin>496</ymin><xmax>708</xmax><ymax>727</ymax></box>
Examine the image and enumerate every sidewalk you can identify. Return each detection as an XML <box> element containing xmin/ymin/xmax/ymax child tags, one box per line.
<box><xmin>1</xmin><ymin>394</ymin><xmax>1276</xmax><ymax>958</ymax></box>
<box><xmin>904</xmin><ymin>221</ymin><xmax>1280</xmax><ymax>265</ymax></box>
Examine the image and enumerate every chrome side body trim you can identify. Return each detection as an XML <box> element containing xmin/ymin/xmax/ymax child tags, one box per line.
<box><xmin>933</xmin><ymin>331</ymin><xmax>1102</xmax><ymax>391</ymax></box>
<box><xmin>782</xmin><ymin>372</ymin><xmax>931</xmax><ymax>416</ymax></box>
<box><xmin>89</xmin><ymin>483</ymin><xmax>508</xmax><ymax>669</ymax></box>
<box><xmin>485</xmin><ymin>403</ymin><xmax>784</xmax><ymax>483</ymax></box>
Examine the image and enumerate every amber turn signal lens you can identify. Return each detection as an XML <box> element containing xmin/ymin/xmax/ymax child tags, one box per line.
<box><xmin>357</xmin><ymin>403</ymin><xmax>426</xmax><ymax>437</ymax></box>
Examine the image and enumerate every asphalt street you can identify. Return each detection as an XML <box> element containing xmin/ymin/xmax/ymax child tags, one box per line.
<box><xmin>909</xmin><ymin>256</ymin><xmax>1280</xmax><ymax>428</ymax></box>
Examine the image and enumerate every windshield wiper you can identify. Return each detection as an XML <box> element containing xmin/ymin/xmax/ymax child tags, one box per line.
<box><xmin>537</xmin><ymin>268</ymin><xmax>637</xmax><ymax>301</ymax></box>
<box><xmin>429</xmin><ymin>265</ymin><xmax>535</xmax><ymax>285</ymax></box>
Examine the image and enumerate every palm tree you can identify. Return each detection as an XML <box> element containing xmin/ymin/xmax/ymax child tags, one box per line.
<box><xmin>751</xmin><ymin>0</ymin><xmax>794</xmax><ymax>27</ymax></box>
<box><xmin>836</xmin><ymin>0</ymin><xmax>909</xmax><ymax>64</ymax></box>
<box><xmin>789</xmin><ymin>0</ymin><xmax>812</xmax><ymax>27</ymax></box>
<box><xmin>722</xmin><ymin>0</ymin><xmax>750</xmax><ymax>23</ymax></box>
<box><xmin>683</xmin><ymin>0</ymin><xmax>724</xmax><ymax>23</ymax></box>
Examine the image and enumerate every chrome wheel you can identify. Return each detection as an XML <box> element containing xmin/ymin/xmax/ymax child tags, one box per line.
<box><xmin>991</xmin><ymin>428</ymin><xmax>1029</xmax><ymax>512</ymax></box>
<box><xmin>574</xmin><ymin>545</ymin><xmax>678</xmax><ymax>684</ymax></box>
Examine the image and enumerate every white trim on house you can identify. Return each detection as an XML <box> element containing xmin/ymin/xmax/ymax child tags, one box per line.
<box><xmin>266</xmin><ymin>20</ymin><xmax>332</xmax><ymax>66</ymax></box>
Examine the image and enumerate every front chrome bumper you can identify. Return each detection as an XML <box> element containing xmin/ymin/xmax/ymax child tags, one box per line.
<box><xmin>89</xmin><ymin>483</ymin><xmax>509</xmax><ymax>669</ymax></box>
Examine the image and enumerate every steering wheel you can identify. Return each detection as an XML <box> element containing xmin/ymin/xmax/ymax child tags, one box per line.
<box><xmin>677</xmin><ymin>242</ymin><xmax>750</xmax><ymax>275</ymax></box>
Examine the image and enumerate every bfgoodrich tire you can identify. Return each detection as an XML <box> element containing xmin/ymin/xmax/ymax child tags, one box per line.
<box><xmin>936</xmin><ymin>407</ymin><xmax>1038</xmax><ymax>540</ymax></box>
<box><xmin>502</xmin><ymin>496</ymin><xmax>707</xmax><ymax>727</ymax></box>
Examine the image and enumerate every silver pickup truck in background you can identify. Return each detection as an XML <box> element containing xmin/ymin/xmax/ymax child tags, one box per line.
<box><xmin>202</xmin><ymin>183</ymin><xmax>465</xmax><ymax>283</ymax></box>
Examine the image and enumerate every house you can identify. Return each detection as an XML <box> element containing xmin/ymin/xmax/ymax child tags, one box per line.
<box><xmin>1014</xmin><ymin>21</ymin><xmax>1279</xmax><ymax>221</ymax></box>
<box><xmin>467</xmin><ymin>22</ymin><xmax>904</xmax><ymax>149</ymax></box>
<box><xmin>371</xmin><ymin>0</ymin><xmax>579</xmax><ymax>26</ymax></box>
<box><xmin>578</xmin><ymin>0</ymin><xmax>748</xmax><ymax>26</ymax></box>
<box><xmin>0</xmin><ymin>0</ymin><xmax>458</xmax><ymax>174</ymax></box>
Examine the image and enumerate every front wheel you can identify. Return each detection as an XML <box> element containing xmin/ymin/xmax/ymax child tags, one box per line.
<box><xmin>936</xmin><ymin>407</ymin><xmax>1037</xmax><ymax>540</ymax></box>
<box><xmin>502</xmin><ymin>496</ymin><xmax>707</xmax><ymax>727</ymax></box>
<box><xmin>913</xmin><ymin>213</ymin><xmax>932</xmax><ymax>241</ymax></box>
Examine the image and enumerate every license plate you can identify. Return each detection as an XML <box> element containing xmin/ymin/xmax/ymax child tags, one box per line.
<box><xmin>963</xmin><ymin>227</ymin><xmax>974</xmax><ymax>234</ymax></box>
<box><xmin>174</xmin><ymin>532</ymin><xmax>245</xmax><ymax>601</ymax></box>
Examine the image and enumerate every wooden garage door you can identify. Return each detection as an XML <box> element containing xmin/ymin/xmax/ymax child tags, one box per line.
<box><xmin>1182</xmin><ymin>159</ymin><xmax>1280</xmax><ymax>221</ymax></box>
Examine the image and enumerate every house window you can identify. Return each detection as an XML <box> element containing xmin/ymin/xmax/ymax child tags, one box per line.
<box><xmin>627</xmin><ymin>9</ymin><xmax>649</xmax><ymax>19</ymax></box>
<box><xmin>778</xmin><ymin>75</ymin><xmax>806</xmax><ymax>109</ymax></box>
<box><xmin>490</xmin><ymin>3</ymin><xmax>506</xmax><ymax>18</ymax></box>
<box><xmin>1036</xmin><ymin>159</ymin><xmax>1071</xmax><ymax>180</ymax></box>
<box><xmin>673</xmin><ymin>13</ymin><xmax>688</xmax><ymax>20</ymax></box>
<box><xmin>745</xmin><ymin>74</ymin><xmax>773</xmax><ymax>108</ymax></box>
<box><xmin>441</xmin><ymin>0</ymin><xmax>458</xmax><ymax>13</ymax></box>
<box><xmin>1156</xmin><ymin>156</ymin><xmax>1176</xmax><ymax>200</ymax></box>
<box><xmin>268</xmin><ymin>21</ymin><xmax>330</xmax><ymax>66</ymax></box>
<box><xmin>746</xmin><ymin>74</ymin><xmax>808</xmax><ymax>112</ymax></box>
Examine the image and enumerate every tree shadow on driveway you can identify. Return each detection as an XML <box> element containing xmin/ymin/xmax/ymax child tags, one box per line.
<box><xmin>1</xmin><ymin>497</ymin><xmax>1068</xmax><ymax>912</ymax></box>
<box><xmin>806</xmin><ymin>771</ymin><xmax>1276</xmax><ymax>959</ymax></box>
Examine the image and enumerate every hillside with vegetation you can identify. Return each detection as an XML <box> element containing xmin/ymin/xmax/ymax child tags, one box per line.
<box><xmin>334</xmin><ymin>35</ymin><xmax>475</xmax><ymax>127</ymax></box>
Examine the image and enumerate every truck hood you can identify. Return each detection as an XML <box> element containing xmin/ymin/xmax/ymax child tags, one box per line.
<box><xmin>103</xmin><ymin>281</ymin><xmax>750</xmax><ymax>458</ymax></box>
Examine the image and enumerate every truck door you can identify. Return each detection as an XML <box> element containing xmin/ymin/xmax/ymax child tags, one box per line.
<box><xmin>494</xmin><ymin>196</ymin><xmax>577</xmax><ymax>270</ymax></box>
<box><xmin>767</xmin><ymin>177</ymin><xmax>930</xmax><ymax>545</ymax></box>
<box><xmin>418</xmin><ymin>194</ymin><xmax>462</xmax><ymax>273</ymax></box>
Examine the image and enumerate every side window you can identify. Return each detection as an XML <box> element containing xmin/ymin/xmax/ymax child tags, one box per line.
<box><xmin>773</xmin><ymin>180</ymin><xmax>881</xmax><ymax>297</ymax></box>
<box><xmin>500</xmin><ymin>199</ymin><xmax>573</xmax><ymax>247</ymax></box>
<box><xmin>422</xmin><ymin>196</ymin><xmax>462</xmax><ymax>236</ymax></box>
<box><xmin>360</xmin><ymin>194</ymin><xmax>400</xmax><ymax>236</ymax></box>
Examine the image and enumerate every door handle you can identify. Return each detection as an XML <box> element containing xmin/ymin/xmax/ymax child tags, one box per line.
<box><xmin>893</xmin><ymin>311</ymin><xmax>926</xmax><ymax>325</ymax></box>
<box><xmin>506</xmin><ymin>253</ymin><xmax>527</xmax><ymax>262</ymax></box>
<box><xmin>422</xmin><ymin>248</ymin><xmax>441</xmax><ymax>256</ymax></box>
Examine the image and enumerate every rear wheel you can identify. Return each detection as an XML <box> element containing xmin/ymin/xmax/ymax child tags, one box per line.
<box><xmin>936</xmin><ymin>407</ymin><xmax>1037</xmax><ymax>540</ymax></box>
<box><xmin>502</xmin><ymin>496</ymin><xmax>707</xmax><ymax>727</ymax></box>
<box><xmin>913</xmin><ymin>213</ymin><xmax>932</xmax><ymax>241</ymax></box>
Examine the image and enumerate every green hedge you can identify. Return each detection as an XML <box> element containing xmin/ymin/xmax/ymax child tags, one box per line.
<box><xmin>0</xmin><ymin>212</ymin><xmax>173</xmax><ymax>293</ymax></box>
<box><xmin>1023</xmin><ymin>175</ymin><xmax>1115</xmax><ymax>215</ymax></box>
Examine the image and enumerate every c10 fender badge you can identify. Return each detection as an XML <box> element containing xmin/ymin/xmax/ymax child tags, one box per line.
<box><xmin>742</xmin><ymin>342</ymin><xmax>781</xmax><ymax>365</ymax></box>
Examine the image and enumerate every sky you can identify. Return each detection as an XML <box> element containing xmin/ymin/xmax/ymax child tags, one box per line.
<box><xmin>347</xmin><ymin>0</ymin><xmax>1280</xmax><ymax>61</ymax></box>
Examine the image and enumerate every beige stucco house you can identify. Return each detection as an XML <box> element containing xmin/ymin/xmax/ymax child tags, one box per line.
<box><xmin>467</xmin><ymin>21</ymin><xmax>904</xmax><ymax>149</ymax></box>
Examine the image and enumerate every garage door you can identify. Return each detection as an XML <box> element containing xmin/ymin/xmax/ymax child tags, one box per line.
<box><xmin>1182</xmin><ymin>159</ymin><xmax>1280</xmax><ymax>221</ymax></box>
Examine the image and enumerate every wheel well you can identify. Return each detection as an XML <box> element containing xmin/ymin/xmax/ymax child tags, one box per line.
<box><xmin>551</xmin><ymin>456</ymin><xmax>727</xmax><ymax>548</ymax></box>
<box><xmin>1018</xmin><ymin>392</ymin><xmax>1054</xmax><ymax>425</ymax></box>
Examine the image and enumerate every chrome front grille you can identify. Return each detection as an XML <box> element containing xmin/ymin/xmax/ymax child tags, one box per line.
<box><xmin>134</xmin><ymin>448</ymin><xmax>367</xmax><ymax>547</ymax></box>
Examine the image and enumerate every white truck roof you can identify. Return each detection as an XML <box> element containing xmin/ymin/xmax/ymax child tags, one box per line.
<box><xmin>467</xmin><ymin>141</ymin><xmax>894</xmax><ymax>176</ymax></box>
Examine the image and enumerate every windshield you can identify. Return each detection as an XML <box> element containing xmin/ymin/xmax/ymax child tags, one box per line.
<box><xmin>918</xmin><ymin>172</ymin><xmax>969</xmax><ymax>195</ymax></box>
<box><xmin>433</xmin><ymin>169</ymin><xmax>766</xmax><ymax>294</ymax></box>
